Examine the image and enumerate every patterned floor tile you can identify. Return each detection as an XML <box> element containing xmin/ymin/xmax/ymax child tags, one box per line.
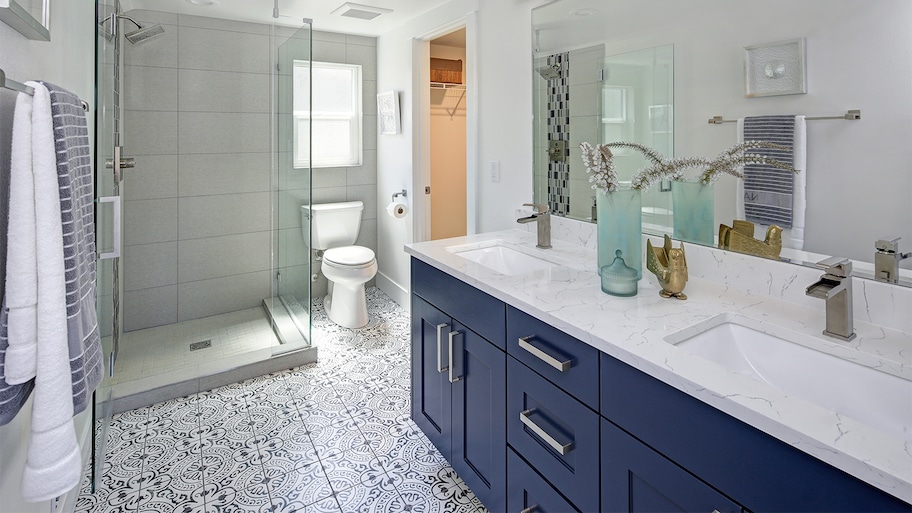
<box><xmin>82</xmin><ymin>288</ymin><xmax>495</xmax><ymax>513</ymax></box>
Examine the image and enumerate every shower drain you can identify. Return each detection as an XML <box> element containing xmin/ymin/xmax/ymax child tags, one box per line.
<box><xmin>189</xmin><ymin>340</ymin><xmax>212</xmax><ymax>351</ymax></box>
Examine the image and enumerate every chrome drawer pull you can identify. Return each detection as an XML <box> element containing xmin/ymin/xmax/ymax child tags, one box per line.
<box><xmin>448</xmin><ymin>331</ymin><xmax>462</xmax><ymax>383</ymax></box>
<box><xmin>521</xmin><ymin>507</ymin><xmax>538</xmax><ymax>513</ymax></box>
<box><xmin>518</xmin><ymin>336</ymin><xmax>571</xmax><ymax>372</ymax></box>
<box><xmin>519</xmin><ymin>408</ymin><xmax>573</xmax><ymax>455</ymax></box>
<box><xmin>436</xmin><ymin>323</ymin><xmax>449</xmax><ymax>373</ymax></box>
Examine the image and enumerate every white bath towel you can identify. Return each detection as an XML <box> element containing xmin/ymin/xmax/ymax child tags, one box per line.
<box><xmin>736</xmin><ymin>115</ymin><xmax>807</xmax><ymax>250</ymax></box>
<box><xmin>19</xmin><ymin>81</ymin><xmax>82</xmax><ymax>502</ymax></box>
<box><xmin>2</xmin><ymin>91</ymin><xmax>38</xmax><ymax>385</ymax></box>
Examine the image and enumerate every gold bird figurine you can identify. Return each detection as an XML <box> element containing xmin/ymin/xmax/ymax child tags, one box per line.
<box><xmin>646</xmin><ymin>234</ymin><xmax>688</xmax><ymax>300</ymax></box>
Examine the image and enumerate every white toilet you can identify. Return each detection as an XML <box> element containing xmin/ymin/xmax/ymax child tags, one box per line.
<box><xmin>302</xmin><ymin>201</ymin><xmax>378</xmax><ymax>329</ymax></box>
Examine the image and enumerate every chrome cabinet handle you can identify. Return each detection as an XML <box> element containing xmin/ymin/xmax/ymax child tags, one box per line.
<box><xmin>521</xmin><ymin>507</ymin><xmax>538</xmax><ymax>513</ymax></box>
<box><xmin>436</xmin><ymin>323</ymin><xmax>449</xmax><ymax>373</ymax></box>
<box><xmin>519</xmin><ymin>409</ymin><xmax>573</xmax><ymax>455</ymax></box>
<box><xmin>448</xmin><ymin>331</ymin><xmax>462</xmax><ymax>383</ymax></box>
<box><xmin>518</xmin><ymin>336</ymin><xmax>571</xmax><ymax>372</ymax></box>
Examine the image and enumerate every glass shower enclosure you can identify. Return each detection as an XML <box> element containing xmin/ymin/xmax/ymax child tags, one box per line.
<box><xmin>92</xmin><ymin>0</ymin><xmax>314</xmax><ymax>485</ymax></box>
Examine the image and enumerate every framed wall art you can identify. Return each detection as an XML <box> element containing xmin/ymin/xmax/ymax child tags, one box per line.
<box><xmin>377</xmin><ymin>90</ymin><xmax>401</xmax><ymax>135</ymax></box>
<box><xmin>744</xmin><ymin>37</ymin><xmax>806</xmax><ymax>97</ymax></box>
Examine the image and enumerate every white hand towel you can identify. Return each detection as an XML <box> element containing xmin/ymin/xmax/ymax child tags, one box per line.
<box><xmin>736</xmin><ymin>116</ymin><xmax>808</xmax><ymax>250</ymax></box>
<box><xmin>19</xmin><ymin>81</ymin><xmax>81</xmax><ymax>503</ymax></box>
<box><xmin>3</xmin><ymin>92</ymin><xmax>39</xmax><ymax>384</ymax></box>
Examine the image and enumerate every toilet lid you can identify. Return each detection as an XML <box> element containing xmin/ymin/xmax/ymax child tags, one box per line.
<box><xmin>324</xmin><ymin>246</ymin><xmax>376</xmax><ymax>267</ymax></box>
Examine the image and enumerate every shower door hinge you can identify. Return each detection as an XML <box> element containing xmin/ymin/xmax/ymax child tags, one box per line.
<box><xmin>425</xmin><ymin>186</ymin><xmax>431</xmax><ymax>194</ymax></box>
<box><xmin>598</xmin><ymin>69</ymin><xmax>605</xmax><ymax>81</ymax></box>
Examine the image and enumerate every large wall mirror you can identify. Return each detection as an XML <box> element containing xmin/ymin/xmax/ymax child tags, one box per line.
<box><xmin>532</xmin><ymin>0</ymin><xmax>911</xmax><ymax>285</ymax></box>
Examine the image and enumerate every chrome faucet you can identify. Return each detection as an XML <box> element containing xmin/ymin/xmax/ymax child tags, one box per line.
<box><xmin>874</xmin><ymin>236</ymin><xmax>911</xmax><ymax>284</ymax></box>
<box><xmin>805</xmin><ymin>257</ymin><xmax>856</xmax><ymax>341</ymax></box>
<box><xmin>517</xmin><ymin>203</ymin><xmax>552</xmax><ymax>249</ymax></box>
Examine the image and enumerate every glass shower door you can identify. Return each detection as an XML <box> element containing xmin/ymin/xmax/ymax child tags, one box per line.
<box><xmin>268</xmin><ymin>21</ymin><xmax>312</xmax><ymax>353</ymax></box>
<box><xmin>92</xmin><ymin>0</ymin><xmax>123</xmax><ymax>489</ymax></box>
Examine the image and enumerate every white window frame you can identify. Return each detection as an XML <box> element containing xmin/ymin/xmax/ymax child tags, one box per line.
<box><xmin>293</xmin><ymin>60</ymin><xmax>363</xmax><ymax>168</ymax></box>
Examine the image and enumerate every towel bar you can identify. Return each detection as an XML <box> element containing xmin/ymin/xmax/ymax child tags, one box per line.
<box><xmin>708</xmin><ymin>109</ymin><xmax>860</xmax><ymax>124</ymax></box>
<box><xmin>1</xmin><ymin>67</ymin><xmax>90</xmax><ymax>111</ymax></box>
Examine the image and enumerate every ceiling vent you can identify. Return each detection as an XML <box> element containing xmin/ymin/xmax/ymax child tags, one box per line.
<box><xmin>331</xmin><ymin>2</ymin><xmax>393</xmax><ymax>21</ymax></box>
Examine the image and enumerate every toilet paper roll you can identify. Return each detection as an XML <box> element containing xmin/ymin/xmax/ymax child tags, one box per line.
<box><xmin>386</xmin><ymin>201</ymin><xmax>408</xmax><ymax>218</ymax></box>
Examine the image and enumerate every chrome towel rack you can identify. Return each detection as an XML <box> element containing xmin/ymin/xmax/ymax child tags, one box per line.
<box><xmin>0</xmin><ymin>67</ymin><xmax>90</xmax><ymax>111</ymax></box>
<box><xmin>708</xmin><ymin>109</ymin><xmax>860</xmax><ymax>124</ymax></box>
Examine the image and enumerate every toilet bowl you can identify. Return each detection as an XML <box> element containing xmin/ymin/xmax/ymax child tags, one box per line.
<box><xmin>302</xmin><ymin>201</ymin><xmax>377</xmax><ymax>329</ymax></box>
<box><xmin>321</xmin><ymin>246</ymin><xmax>378</xmax><ymax>329</ymax></box>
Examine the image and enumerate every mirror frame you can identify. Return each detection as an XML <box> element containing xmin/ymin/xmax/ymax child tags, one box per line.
<box><xmin>0</xmin><ymin>0</ymin><xmax>50</xmax><ymax>41</ymax></box>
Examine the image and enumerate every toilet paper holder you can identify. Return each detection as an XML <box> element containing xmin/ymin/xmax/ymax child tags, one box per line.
<box><xmin>392</xmin><ymin>189</ymin><xmax>407</xmax><ymax>202</ymax></box>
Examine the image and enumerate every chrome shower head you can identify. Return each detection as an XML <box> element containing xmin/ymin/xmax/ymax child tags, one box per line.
<box><xmin>124</xmin><ymin>23</ymin><xmax>165</xmax><ymax>45</ymax></box>
<box><xmin>536</xmin><ymin>63</ymin><xmax>562</xmax><ymax>80</ymax></box>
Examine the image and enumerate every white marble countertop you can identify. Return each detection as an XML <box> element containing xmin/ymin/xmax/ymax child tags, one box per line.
<box><xmin>405</xmin><ymin>229</ymin><xmax>912</xmax><ymax>503</ymax></box>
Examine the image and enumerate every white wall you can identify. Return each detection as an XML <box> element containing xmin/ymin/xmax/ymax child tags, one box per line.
<box><xmin>376</xmin><ymin>0</ymin><xmax>547</xmax><ymax>304</ymax></box>
<box><xmin>0</xmin><ymin>2</ymin><xmax>96</xmax><ymax>511</ymax></box>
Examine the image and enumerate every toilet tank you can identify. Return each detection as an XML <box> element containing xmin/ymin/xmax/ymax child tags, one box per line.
<box><xmin>302</xmin><ymin>201</ymin><xmax>364</xmax><ymax>250</ymax></box>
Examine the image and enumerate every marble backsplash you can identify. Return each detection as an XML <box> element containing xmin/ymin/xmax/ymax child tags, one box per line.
<box><xmin>516</xmin><ymin>210</ymin><xmax>912</xmax><ymax>334</ymax></box>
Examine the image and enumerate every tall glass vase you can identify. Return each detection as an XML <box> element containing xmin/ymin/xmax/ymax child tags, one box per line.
<box><xmin>596</xmin><ymin>187</ymin><xmax>642</xmax><ymax>295</ymax></box>
<box><xmin>672</xmin><ymin>180</ymin><xmax>714</xmax><ymax>246</ymax></box>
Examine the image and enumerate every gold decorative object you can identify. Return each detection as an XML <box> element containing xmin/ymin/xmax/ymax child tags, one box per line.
<box><xmin>718</xmin><ymin>220</ymin><xmax>783</xmax><ymax>259</ymax></box>
<box><xmin>646</xmin><ymin>235</ymin><xmax>688</xmax><ymax>300</ymax></box>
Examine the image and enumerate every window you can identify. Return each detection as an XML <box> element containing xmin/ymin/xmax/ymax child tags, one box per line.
<box><xmin>294</xmin><ymin>61</ymin><xmax>363</xmax><ymax>168</ymax></box>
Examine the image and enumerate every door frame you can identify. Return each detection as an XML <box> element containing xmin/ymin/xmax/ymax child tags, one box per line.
<box><xmin>411</xmin><ymin>11</ymin><xmax>479</xmax><ymax>243</ymax></box>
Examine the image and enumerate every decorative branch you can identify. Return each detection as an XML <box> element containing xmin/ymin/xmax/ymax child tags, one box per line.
<box><xmin>699</xmin><ymin>141</ymin><xmax>799</xmax><ymax>184</ymax></box>
<box><xmin>580</xmin><ymin>142</ymin><xmax>619</xmax><ymax>192</ymax></box>
<box><xmin>631</xmin><ymin>157</ymin><xmax>709</xmax><ymax>191</ymax></box>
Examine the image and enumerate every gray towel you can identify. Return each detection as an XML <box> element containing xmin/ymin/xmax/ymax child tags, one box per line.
<box><xmin>742</xmin><ymin>115</ymin><xmax>796</xmax><ymax>228</ymax></box>
<box><xmin>41</xmin><ymin>82</ymin><xmax>103</xmax><ymax>416</ymax></box>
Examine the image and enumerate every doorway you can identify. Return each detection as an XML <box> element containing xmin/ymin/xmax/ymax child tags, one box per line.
<box><xmin>428</xmin><ymin>27</ymin><xmax>467</xmax><ymax>240</ymax></box>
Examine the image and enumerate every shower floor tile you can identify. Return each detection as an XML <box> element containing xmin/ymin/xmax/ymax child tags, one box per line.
<box><xmin>77</xmin><ymin>288</ymin><xmax>490</xmax><ymax>513</ymax></box>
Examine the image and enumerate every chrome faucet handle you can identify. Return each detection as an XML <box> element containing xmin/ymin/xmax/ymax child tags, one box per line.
<box><xmin>523</xmin><ymin>203</ymin><xmax>549</xmax><ymax>214</ymax></box>
<box><xmin>816</xmin><ymin>256</ymin><xmax>852</xmax><ymax>278</ymax></box>
<box><xmin>875</xmin><ymin>236</ymin><xmax>901</xmax><ymax>253</ymax></box>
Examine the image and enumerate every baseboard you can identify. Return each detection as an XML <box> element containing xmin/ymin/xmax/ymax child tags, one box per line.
<box><xmin>377</xmin><ymin>271</ymin><xmax>408</xmax><ymax>307</ymax></box>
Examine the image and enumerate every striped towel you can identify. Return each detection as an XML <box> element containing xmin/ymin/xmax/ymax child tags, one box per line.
<box><xmin>40</xmin><ymin>81</ymin><xmax>103</xmax><ymax>416</ymax></box>
<box><xmin>741</xmin><ymin>115</ymin><xmax>796</xmax><ymax>228</ymax></box>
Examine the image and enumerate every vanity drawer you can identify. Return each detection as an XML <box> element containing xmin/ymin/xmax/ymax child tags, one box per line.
<box><xmin>507</xmin><ymin>357</ymin><xmax>599</xmax><ymax>513</ymax></box>
<box><xmin>507</xmin><ymin>306</ymin><xmax>599</xmax><ymax>409</ymax></box>
<box><xmin>508</xmin><ymin>448</ymin><xmax>581</xmax><ymax>513</ymax></box>
<box><xmin>412</xmin><ymin>258</ymin><xmax>506</xmax><ymax>348</ymax></box>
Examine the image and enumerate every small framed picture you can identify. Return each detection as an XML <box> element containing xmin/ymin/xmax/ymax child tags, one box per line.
<box><xmin>744</xmin><ymin>37</ymin><xmax>807</xmax><ymax>97</ymax></box>
<box><xmin>377</xmin><ymin>91</ymin><xmax>401</xmax><ymax>135</ymax></box>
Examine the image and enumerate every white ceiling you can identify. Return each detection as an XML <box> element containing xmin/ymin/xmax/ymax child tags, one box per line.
<box><xmin>121</xmin><ymin>0</ymin><xmax>453</xmax><ymax>36</ymax></box>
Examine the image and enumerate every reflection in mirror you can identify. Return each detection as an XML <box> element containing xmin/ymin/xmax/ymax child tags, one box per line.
<box><xmin>532</xmin><ymin>0</ymin><xmax>912</xmax><ymax>286</ymax></box>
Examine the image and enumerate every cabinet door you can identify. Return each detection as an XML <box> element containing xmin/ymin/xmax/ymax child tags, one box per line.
<box><xmin>601</xmin><ymin>418</ymin><xmax>741</xmax><ymax>513</ymax></box>
<box><xmin>451</xmin><ymin>321</ymin><xmax>506</xmax><ymax>513</ymax></box>
<box><xmin>411</xmin><ymin>295</ymin><xmax>452</xmax><ymax>459</ymax></box>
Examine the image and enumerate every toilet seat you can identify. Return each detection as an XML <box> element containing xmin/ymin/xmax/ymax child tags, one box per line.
<box><xmin>323</xmin><ymin>245</ymin><xmax>376</xmax><ymax>269</ymax></box>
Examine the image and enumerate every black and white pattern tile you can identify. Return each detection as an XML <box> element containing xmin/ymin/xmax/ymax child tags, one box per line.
<box><xmin>77</xmin><ymin>288</ymin><xmax>489</xmax><ymax>513</ymax></box>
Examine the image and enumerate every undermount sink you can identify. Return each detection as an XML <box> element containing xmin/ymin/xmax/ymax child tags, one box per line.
<box><xmin>452</xmin><ymin>244</ymin><xmax>554</xmax><ymax>276</ymax></box>
<box><xmin>667</xmin><ymin>314</ymin><xmax>912</xmax><ymax>443</ymax></box>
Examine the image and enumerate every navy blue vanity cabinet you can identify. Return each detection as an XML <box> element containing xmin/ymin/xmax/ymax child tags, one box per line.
<box><xmin>507</xmin><ymin>449</ymin><xmax>581</xmax><ymax>513</ymax></box>
<box><xmin>600</xmin><ymin>352</ymin><xmax>911</xmax><ymax>512</ymax></box>
<box><xmin>507</xmin><ymin>357</ymin><xmax>600</xmax><ymax>513</ymax></box>
<box><xmin>450</xmin><ymin>320</ymin><xmax>506</xmax><ymax>513</ymax></box>
<box><xmin>411</xmin><ymin>258</ymin><xmax>507</xmax><ymax>513</ymax></box>
<box><xmin>506</xmin><ymin>306</ymin><xmax>599</xmax><ymax>410</ymax></box>
<box><xmin>601</xmin><ymin>418</ymin><xmax>741</xmax><ymax>513</ymax></box>
<box><xmin>411</xmin><ymin>294</ymin><xmax>453</xmax><ymax>459</ymax></box>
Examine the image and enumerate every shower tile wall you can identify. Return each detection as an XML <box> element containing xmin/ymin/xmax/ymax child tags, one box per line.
<box><xmin>566</xmin><ymin>45</ymin><xmax>604</xmax><ymax>220</ymax></box>
<box><xmin>278</xmin><ymin>31</ymin><xmax>379</xmax><ymax>302</ymax></box>
<box><xmin>545</xmin><ymin>52</ymin><xmax>570</xmax><ymax>216</ymax></box>
<box><xmin>121</xmin><ymin>11</ymin><xmax>377</xmax><ymax>331</ymax></box>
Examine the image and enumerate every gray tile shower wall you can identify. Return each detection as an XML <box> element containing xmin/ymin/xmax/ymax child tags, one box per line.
<box><xmin>120</xmin><ymin>11</ymin><xmax>378</xmax><ymax>330</ymax></box>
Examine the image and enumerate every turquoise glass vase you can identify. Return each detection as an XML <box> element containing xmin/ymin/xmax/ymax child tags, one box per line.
<box><xmin>672</xmin><ymin>180</ymin><xmax>714</xmax><ymax>246</ymax></box>
<box><xmin>596</xmin><ymin>187</ymin><xmax>642</xmax><ymax>295</ymax></box>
